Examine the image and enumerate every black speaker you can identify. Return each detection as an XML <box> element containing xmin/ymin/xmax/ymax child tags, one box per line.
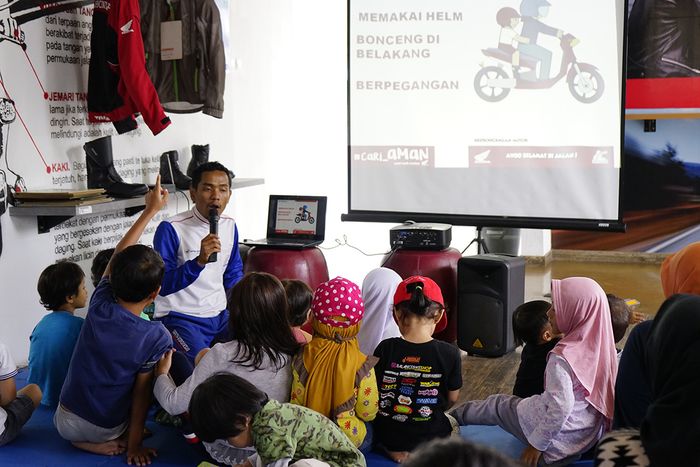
<box><xmin>457</xmin><ymin>254</ymin><xmax>525</xmax><ymax>357</ymax></box>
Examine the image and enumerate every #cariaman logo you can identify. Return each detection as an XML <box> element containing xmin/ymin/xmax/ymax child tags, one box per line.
<box><xmin>351</xmin><ymin>146</ymin><xmax>434</xmax><ymax>167</ymax></box>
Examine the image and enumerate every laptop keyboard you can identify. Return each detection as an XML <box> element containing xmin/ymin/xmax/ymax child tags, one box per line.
<box><xmin>265</xmin><ymin>238</ymin><xmax>306</xmax><ymax>245</ymax></box>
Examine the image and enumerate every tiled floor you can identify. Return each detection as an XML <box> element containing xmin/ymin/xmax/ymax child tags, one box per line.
<box><xmin>458</xmin><ymin>257</ymin><xmax>665</xmax><ymax>403</ymax></box>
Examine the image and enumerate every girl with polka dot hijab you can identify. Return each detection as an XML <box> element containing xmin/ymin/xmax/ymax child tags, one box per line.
<box><xmin>290</xmin><ymin>277</ymin><xmax>379</xmax><ymax>449</ymax></box>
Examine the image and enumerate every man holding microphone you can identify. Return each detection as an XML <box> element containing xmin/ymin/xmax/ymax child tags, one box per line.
<box><xmin>153</xmin><ymin>162</ymin><xmax>243</xmax><ymax>367</ymax></box>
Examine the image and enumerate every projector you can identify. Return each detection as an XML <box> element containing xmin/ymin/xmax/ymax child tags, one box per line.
<box><xmin>390</xmin><ymin>223</ymin><xmax>452</xmax><ymax>250</ymax></box>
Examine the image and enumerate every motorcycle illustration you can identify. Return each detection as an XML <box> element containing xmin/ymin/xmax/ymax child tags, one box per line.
<box><xmin>295</xmin><ymin>212</ymin><xmax>315</xmax><ymax>224</ymax></box>
<box><xmin>474</xmin><ymin>34</ymin><xmax>604</xmax><ymax>104</ymax></box>
<box><xmin>295</xmin><ymin>206</ymin><xmax>315</xmax><ymax>224</ymax></box>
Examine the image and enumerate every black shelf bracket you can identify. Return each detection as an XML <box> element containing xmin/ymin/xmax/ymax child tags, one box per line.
<box><xmin>124</xmin><ymin>205</ymin><xmax>146</xmax><ymax>217</ymax></box>
<box><xmin>37</xmin><ymin>215</ymin><xmax>73</xmax><ymax>234</ymax></box>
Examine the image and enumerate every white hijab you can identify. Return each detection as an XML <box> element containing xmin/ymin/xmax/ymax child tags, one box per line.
<box><xmin>358</xmin><ymin>267</ymin><xmax>402</xmax><ymax>355</ymax></box>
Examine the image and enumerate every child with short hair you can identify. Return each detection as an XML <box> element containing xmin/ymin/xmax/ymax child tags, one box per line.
<box><xmin>54</xmin><ymin>176</ymin><xmax>172</xmax><ymax>465</ymax></box>
<box><xmin>511</xmin><ymin>300</ymin><xmax>561</xmax><ymax>398</ymax></box>
<box><xmin>373</xmin><ymin>276</ymin><xmax>462</xmax><ymax>464</ymax></box>
<box><xmin>28</xmin><ymin>261</ymin><xmax>87</xmax><ymax>407</ymax></box>
<box><xmin>282</xmin><ymin>279</ymin><xmax>313</xmax><ymax>344</ymax></box>
<box><xmin>190</xmin><ymin>372</ymin><xmax>365</xmax><ymax>467</ymax></box>
<box><xmin>91</xmin><ymin>248</ymin><xmax>151</xmax><ymax>321</ymax></box>
<box><xmin>90</xmin><ymin>248</ymin><xmax>113</xmax><ymax>288</ymax></box>
<box><xmin>606</xmin><ymin>294</ymin><xmax>630</xmax><ymax>347</ymax></box>
<box><xmin>451</xmin><ymin>277</ymin><xmax>617</xmax><ymax>466</ymax></box>
<box><xmin>0</xmin><ymin>342</ymin><xmax>41</xmax><ymax>446</ymax></box>
<box><xmin>290</xmin><ymin>277</ymin><xmax>378</xmax><ymax>449</ymax></box>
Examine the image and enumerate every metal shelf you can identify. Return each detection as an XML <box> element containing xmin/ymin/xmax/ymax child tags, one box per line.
<box><xmin>9</xmin><ymin>178</ymin><xmax>265</xmax><ymax>234</ymax></box>
<box><xmin>10</xmin><ymin>197</ymin><xmax>147</xmax><ymax>233</ymax></box>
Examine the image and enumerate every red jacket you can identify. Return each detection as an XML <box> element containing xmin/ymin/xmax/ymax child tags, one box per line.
<box><xmin>87</xmin><ymin>0</ymin><xmax>171</xmax><ymax>135</ymax></box>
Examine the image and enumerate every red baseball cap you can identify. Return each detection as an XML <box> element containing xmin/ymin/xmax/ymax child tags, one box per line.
<box><xmin>393</xmin><ymin>276</ymin><xmax>444</xmax><ymax>308</ymax></box>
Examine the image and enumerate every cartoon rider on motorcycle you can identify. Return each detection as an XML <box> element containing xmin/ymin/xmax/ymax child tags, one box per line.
<box><xmin>518</xmin><ymin>0</ymin><xmax>565</xmax><ymax>80</ymax></box>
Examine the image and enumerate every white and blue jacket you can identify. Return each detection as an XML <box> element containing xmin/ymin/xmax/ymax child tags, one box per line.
<box><xmin>153</xmin><ymin>207</ymin><xmax>243</xmax><ymax>318</ymax></box>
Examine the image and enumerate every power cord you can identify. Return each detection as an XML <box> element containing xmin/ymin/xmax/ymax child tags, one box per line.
<box><xmin>171</xmin><ymin>188</ymin><xmax>190</xmax><ymax>213</ymax></box>
<box><xmin>319</xmin><ymin>234</ymin><xmax>392</xmax><ymax>257</ymax></box>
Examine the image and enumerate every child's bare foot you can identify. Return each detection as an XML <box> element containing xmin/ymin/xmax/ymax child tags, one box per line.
<box><xmin>386</xmin><ymin>450</ymin><xmax>410</xmax><ymax>464</ymax></box>
<box><xmin>72</xmin><ymin>439</ymin><xmax>127</xmax><ymax>456</ymax></box>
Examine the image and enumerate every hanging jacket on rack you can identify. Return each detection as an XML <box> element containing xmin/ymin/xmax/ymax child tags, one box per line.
<box><xmin>140</xmin><ymin>0</ymin><xmax>225</xmax><ymax>118</ymax></box>
<box><xmin>87</xmin><ymin>0</ymin><xmax>171</xmax><ymax>135</ymax></box>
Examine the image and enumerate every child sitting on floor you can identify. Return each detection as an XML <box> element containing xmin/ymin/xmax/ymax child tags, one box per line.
<box><xmin>0</xmin><ymin>341</ymin><xmax>41</xmax><ymax>446</ymax></box>
<box><xmin>290</xmin><ymin>277</ymin><xmax>378</xmax><ymax>449</ymax></box>
<box><xmin>54</xmin><ymin>176</ymin><xmax>172</xmax><ymax>465</ymax></box>
<box><xmin>512</xmin><ymin>300</ymin><xmax>561</xmax><ymax>398</ymax></box>
<box><xmin>282</xmin><ymin>279</ymin><xmax>313</xmax><ymax>344</ymax></box>
<box><xmin>451</xmin><ymin>277</ymin><xmax>617</xmax><ymax>466</ymax></box>
<box><xmin>373</xmin><ymin>276</ymin><xmax>462</xmax><ymax>464</ymax></box>
<box><xmin>28</xmin><ymin>261</ymin><xmax>86</xmax><ymax>408</ymax></box>
<box><xmin>190</xmin><ymin>372</ymin><xmax>365</xmax><ymax>467</ymax></box>
<box><xmin>154</xmin><ymin>271</ymin><xmax>300</xmax><ymax>465</ymax></box>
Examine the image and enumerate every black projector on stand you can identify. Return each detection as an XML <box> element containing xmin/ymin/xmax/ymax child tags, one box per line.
<box><xmin>389</xmin><ymin>223</ymin><xmax>452</xmax><ymax>250</ymax></box>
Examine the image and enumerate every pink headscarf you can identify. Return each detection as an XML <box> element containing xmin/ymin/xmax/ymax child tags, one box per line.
<box><xmin>550</xmin><ymin>277</ymin><xmax>618</xmax><ymax>422</ymax></box>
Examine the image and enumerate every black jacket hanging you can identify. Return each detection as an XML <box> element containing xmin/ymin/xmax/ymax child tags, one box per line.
<box><xmin>139</xmin><ymin>0</ymin><xmax>226</xmax><ymax>118</ymax></box>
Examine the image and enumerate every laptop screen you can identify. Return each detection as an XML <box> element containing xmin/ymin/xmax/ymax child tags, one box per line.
<box><xmin>267</xmin><ymin>195</ymin><xmax>327</xmax><ymax>241</ymax></box>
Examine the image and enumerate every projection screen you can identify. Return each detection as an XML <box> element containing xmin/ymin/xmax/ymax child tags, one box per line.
<box><xmin>344</xmin><ymin>0</ymin><xmax>627</xmax><ymax>231</ymax></box>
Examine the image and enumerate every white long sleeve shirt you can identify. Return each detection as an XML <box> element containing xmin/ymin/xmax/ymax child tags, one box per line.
<box><xmin>516</xmin><ymin>353</ymin><xmax>605</xmax><ymax>463</ymax></box>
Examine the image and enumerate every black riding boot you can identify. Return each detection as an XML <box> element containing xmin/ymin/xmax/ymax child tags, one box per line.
<box><xmin>160</xmin><ymin>150</ymin><xmax>192</xmax><ymax>190</ymax></box>
<box><xmin>187</xmin><ymin>144</ymin><xmax>209</xmax><ymax>178</ymax></box>
<box><xmin>84</xmin><ymin>136</ymin><xmax>148</xmax><ymax>198</ymax></box>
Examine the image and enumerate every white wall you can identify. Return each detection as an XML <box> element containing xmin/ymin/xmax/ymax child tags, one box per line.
<box><xmin>0</xmin><ymin>4</ymin><xmax>249</xmax><ymax>363</ymax></box>
<box><xmin>226</xmin><ymin>0</ymin><xmax>482</xmax><ymax>279</ymax></box>
<box><xmin>226</xmin><ymin>0</ymin><xmax>549</xmax><ymax>273</ymax></box>
<box><xmin>0</xmin><ymin>0</ymin><xmax>549</xmax><ymax>363</ymax></box>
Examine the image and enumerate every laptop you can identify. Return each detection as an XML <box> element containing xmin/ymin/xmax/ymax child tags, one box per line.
<box><xmin>243</xmin><ymin>195</ymin><xmax>327</xmax><ymax>249</ymax></box>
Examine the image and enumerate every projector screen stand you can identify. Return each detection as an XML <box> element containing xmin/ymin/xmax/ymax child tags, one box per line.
<box><xmin>464</xmin><ymin>226</ymin><xmax>490</xmax><ymax>254</ymax></box>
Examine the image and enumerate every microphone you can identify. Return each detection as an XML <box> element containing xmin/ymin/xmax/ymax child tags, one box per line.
<box><xmin>208</xmin><ymin>207</ymin><xmax>219</xmax><ymax>263</ymax></box>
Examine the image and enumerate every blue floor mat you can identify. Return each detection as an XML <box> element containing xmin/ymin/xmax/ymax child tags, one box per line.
<box><xmin>365</xmin><ymin>425</ymin><xmax>593</xmax><ymax>467</ymax></box>
<box><xmin>0</xmin><ymin>369</ymin><xmax>203</xmax><ymax>466</ymax></box>
<box><xmin>0</xmin><ymin>404</ymin><xmax>204</xmax><ymax>466</ymax></box>
<box><xmin>4</xmin><ymin>370</ymin><xmax>592</xmax><ymax>466</ymax></box>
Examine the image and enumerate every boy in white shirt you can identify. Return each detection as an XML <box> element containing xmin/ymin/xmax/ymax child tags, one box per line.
<box><xmin>0</xmin><ymin>342</ymin><xmax>41</xmax><ymax>446</ymax></box>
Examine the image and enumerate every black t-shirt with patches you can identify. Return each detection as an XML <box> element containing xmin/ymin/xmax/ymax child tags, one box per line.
<box><xmin>373</xmin><ymin>337</ymin><xmax>462</xmax><ymax>451</ymax></box>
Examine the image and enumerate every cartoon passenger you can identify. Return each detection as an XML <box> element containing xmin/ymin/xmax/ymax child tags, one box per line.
<box><xmin>496</xmin><ymin>7</ymin><xmax>530</xmax><ymax>68</ymax></box>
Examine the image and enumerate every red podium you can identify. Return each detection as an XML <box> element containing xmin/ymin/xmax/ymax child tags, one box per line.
<box><xmin>382</xmin><ymin>248</ymin><xmax>462</xmax><ymax>343</ymax></box>
<box><xmin>243</xmin><ymin>246</ymin><xmax>330</xmax><ymax>292</ymax></box>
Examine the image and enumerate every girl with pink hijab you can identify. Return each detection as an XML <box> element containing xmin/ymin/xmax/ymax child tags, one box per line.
<box><xmin>450</xmin><ymin>277</ymin><xmax>618</xmax><ymax>467</ymax></box>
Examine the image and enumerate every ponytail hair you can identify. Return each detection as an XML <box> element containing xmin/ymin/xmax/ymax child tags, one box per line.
<box><xmin>395</xmin><ymin>281</ymin><xmax>443</xmax><ymax>319</ymax></box>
